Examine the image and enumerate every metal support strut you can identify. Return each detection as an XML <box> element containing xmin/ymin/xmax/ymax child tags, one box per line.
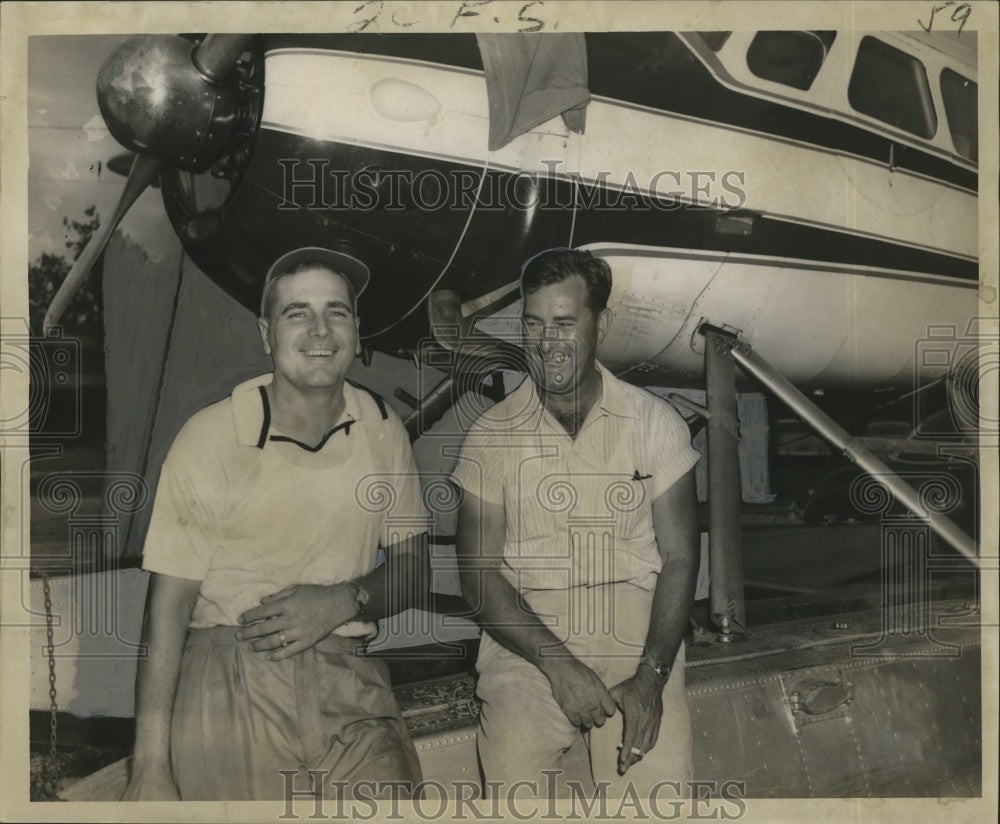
<box><xmin>727</xmin><ymin>336</ymin><xmax>979</xmax><ymax>566</ymax></box>
<box><xmin>704</xmin><ymin>327</ymin><xmax>746</xmax><ymax>641</ymax></box>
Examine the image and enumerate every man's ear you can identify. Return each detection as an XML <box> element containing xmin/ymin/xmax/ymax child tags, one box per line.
<box><xmin>354</xmin><ymin>316</ymin><xmax>362</xmax><ymax>356</ymax></box>
<box><xmin>257</xmin><ymin>317</ymin><xmax>271</xmax><ymax>355</ymax></box>
<box><xmin>597</xmin><ymin>307</ymin><xmax>612</xmax><ymax>343</ymax></box>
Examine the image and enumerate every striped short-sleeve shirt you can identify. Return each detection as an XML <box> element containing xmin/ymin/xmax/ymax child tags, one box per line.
<box><xmin>451</xmin><ymin>363</ymin><xmax>700</xmax><ymax>592</ymax></box>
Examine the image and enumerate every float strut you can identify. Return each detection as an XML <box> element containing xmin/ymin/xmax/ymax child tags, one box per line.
<box><xmin>703</xmin><ymin>326</ymin><xmax>746</xmax><ymax>640</ymax></box>
<box><xmin>727</xmin><ymin>336</ymin><xmax>979</xmax><ymax>565</ymax></box>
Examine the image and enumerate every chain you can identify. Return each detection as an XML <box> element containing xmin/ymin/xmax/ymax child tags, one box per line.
<box><xmin>41</xmin><ymin>572</ymin><xmax>58</xmax><ymax>758</ymax></box>
<box><xmin>28</xmin><ymin>571</ymin><xmax>64</xmax><ymax>800</ymax></box>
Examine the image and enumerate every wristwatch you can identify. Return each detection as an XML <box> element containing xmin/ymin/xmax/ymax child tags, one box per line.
<box><xmin>349</xmin><ymin>582</ymin><xmax>371</xmax><ymax>620</ymax></box>
<box><xmin>638</xmin><ymin>652</ymin><xmax>671</xmax><ymax>684</ymax></box>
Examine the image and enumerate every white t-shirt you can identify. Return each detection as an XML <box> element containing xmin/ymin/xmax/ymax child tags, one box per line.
<box><xmin>142</xmin><ymin>374</ymin><xmax>429</xmax><ymax>633</ymax></box>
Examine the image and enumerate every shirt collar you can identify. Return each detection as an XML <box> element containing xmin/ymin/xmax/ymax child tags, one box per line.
<box><xmin>498</xmin><ymin>360</ymin><xmax>638</xmax><ymax>433</ymax></box>
<box><xmin>231</xmin><ymin>373</ymin><xmax>362</xmax><ymax>448</ymax></box>
<box><xmin>594</xmin><ymin>361</ymin><xmax>639</xmax><ymax>419</ymax></box>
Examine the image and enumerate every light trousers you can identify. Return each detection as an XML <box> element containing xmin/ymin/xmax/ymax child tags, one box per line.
<box><xmin>170</xmin><ymin>626</ymin><xmax>421</xmax><ymax>800</ymax></box>
<box><xmin>476</xmin><ymin>583</ymin><xmax>692</xmax><ymax>798</ymax></box>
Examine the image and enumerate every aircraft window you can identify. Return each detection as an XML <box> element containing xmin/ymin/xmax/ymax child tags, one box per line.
<box><xmin>848</xmin><ymin>36</ymin><xmax>937</xmax><ymax>139</ymax></box>
<box><xmin>940</xmin><ymin>68</ymin><xmax>978</xmax><ymax>162</ymax></box>
<box><xmin>697</xmin><ymin>31</ymin><xmax>731</xmax><ymax>51</ymax></box>
<box><xmin>746</xmin><ymin>31</ymin><xmax>836</xmax><ymax>91</ymax></box>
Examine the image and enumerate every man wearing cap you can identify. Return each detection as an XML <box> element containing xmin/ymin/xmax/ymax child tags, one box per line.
<box><xmin>452</xmin><ymin>248</ymin><xmax>700</xmax><ymax>799</ymax></box>
<box><xmin>123</xmin><ymin>248</ymin><xmax>429</xmax><ymax>801</ymax></box>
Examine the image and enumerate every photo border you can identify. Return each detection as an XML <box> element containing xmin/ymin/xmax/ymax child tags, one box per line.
<box><xmin>2</xmin><ymin>2</ymin><xmax>997</xmax><ymax>822</ymax></box>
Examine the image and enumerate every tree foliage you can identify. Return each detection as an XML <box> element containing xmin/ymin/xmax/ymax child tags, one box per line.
<box><xmin>28</xmin><ymin>205</ymin><xmax>103</xmax><ymax>334</ymax></box>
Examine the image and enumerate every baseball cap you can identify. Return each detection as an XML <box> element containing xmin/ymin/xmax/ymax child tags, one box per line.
<box><xmin>261</xmin><ymin>247</ymin><xmax>371</xmax><ymax>313</ymax></box>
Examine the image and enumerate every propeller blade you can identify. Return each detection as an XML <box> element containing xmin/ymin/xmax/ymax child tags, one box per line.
<box><xmin>42</xmin><ymin>154</ymin><xmax>164</xmax><ymax>335</ymax></box>
<box><xmin>107</xmin><ymin>151</ymin><xmax>161</xmax><ymax>187</ymax></box>
<box><xmin>193</xmin><ymin>34</ymin><xmax>255</xmax><ymax>81</ymax></box>
<box><xmin>106</xmin><ymin>152</ymin><xmax>137</xmax><ymax>178</ymax></box>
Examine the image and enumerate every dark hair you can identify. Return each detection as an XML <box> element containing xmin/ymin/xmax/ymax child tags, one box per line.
<box><xmin>519</xmin><ymin>248</ymin><xmax>612</xmax><ymax>314</ymax></box>
<box><xmin>260</xmin><ymin>260</ymin><xmax>358</xmax><ymax>320</ymax></box>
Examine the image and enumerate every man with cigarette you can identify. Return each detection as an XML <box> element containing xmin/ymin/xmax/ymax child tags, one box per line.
<box><xmin>452</xmin><ymin>248</ymin><xmax>700</xmax><ymax>798</ymax></box>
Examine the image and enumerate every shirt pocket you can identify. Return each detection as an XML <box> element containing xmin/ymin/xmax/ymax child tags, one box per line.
<box><xmin>580</xmin><ymin>453</ymin><xmax>654</xmax><ymax>542</ymax></box>
<box><xmin>609</xmin><ymin>477</ymin><xmax>655</xmax><ymax>541</ymax></box>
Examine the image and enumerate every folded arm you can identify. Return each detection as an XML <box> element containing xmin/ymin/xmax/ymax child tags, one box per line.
<box><xmin>237</xmin><ymin>532</ymin><xmax>430</xmax><ymax>659</ymax></box>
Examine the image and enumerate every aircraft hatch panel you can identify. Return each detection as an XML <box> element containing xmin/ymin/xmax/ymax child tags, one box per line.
<box><xmin>686</xmin><ymin>598</ymin><xmax>981</xmax><ymax>797</ymax></box>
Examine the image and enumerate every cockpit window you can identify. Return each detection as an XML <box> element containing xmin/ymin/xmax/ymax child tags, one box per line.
<box><xmin>746</xmin><ymin>31</ymin><xmax>836</xmax><ymax>91</ymax></box>
<box><xmin>940</xmin><ymin>68</ymin><xmax>978</xmax><ymax>162</ymax></box>
<box><xmin>848</xmin><ymin>36</ymin><xmax>937</xmax><ymax>139</ymax></box>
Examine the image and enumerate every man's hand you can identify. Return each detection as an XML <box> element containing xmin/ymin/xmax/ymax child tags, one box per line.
<box><xmin>120</xmin><ymin>764</ymin><xmax>180</xmax><ymax>801</ymax></box>
<box><xmin>236</xmin><ymin>583</ymin><xmax>358</xmax><ymax>660</ymax></box>
<box><xmin>609</xmin><ymin>666</ymin><xmax>664</xmax><ymax>775</ymax></box>
<box><xmin>543</xmin><ymin>657</ymin><xmax>618</xmax><ymax>729</ymax></box>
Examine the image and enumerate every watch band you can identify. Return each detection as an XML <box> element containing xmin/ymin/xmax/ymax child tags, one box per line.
<box><xmin>349</xmin><ymin>582</ymin><xmax>371</xmax><ymax>620</ymax></box>
<box><xmin>638</xmin><ymin>654</ymin><xmax>671</xmax><ymax>683</ymax></box>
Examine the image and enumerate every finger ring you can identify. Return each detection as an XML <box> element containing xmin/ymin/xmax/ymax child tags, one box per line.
<box><xmin>278</xmin><ymin>631</ymin><xmax>288</xmax><ymax>648</ymax></box>
<box><xmin>630</xmin><ymin>746</ymin><xmax>644</xmax><ymax>757</ymax></box>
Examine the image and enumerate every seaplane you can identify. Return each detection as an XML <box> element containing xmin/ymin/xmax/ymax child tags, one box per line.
<box><xmin>31</xmin><ymin>27</ymin><xmax>987</xmax><ymax>803</ymax></box>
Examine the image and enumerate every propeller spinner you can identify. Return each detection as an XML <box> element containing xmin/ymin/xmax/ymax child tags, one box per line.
<box><xmin>42</xmin><ymin>34</ymin><xmax>254</xmax><ymax>334</ymax></box>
